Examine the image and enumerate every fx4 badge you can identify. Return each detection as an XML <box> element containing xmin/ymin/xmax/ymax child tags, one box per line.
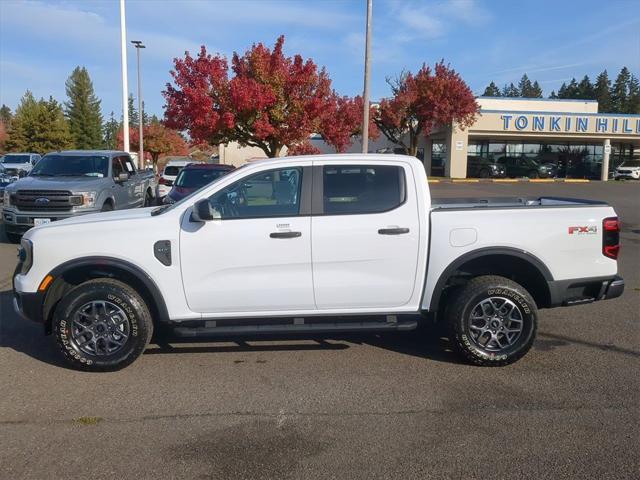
<box><xmin>568</xmin><ymin>226</ymin><xmax>597</xmax><ymax>235</ymax></box>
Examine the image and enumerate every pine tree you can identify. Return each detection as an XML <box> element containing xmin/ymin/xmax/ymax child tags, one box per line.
<box><xmin>4</xmin><ymin>91</ymin><xmax>39</xmax><ymax>151</ymax></box>
<box><xmin>576</xmin><ymin>75</ymin><xmax>595</xmax><ymax>99</ymax></box>
<box><xmin>558</xmin><ymin>78</ymin><xmax>579</xmax><ymax>98</ymax></box>
<box><xmin>501</xmin><ymin>83</ymin><xmax>519</xmax><ymax>97</ymax></box>
<box><xmin>627</xmin><ymin>75</ymin><xmax>640</xmax><ymax>114</ymax></box>
<box><xmin>38</xmin><ymin>97</ymin><xmax>74</xmax><ymax>152</ymax></box>
<box><xmin>64</xmin><ymin>66</ymin><xmax>103</xmax><ymax>149</ymax></box>
<box><xmin>594</xmin><ymin>70</ymin><xmax>612</xmax><ymax>112</ymax></box>
<box><xmin>103</xmin><ymin>111</ymin><xmax>120</xmax><ymax>149</ymax></box>
<box><xmin>6</xmin><ymin>92</ymin><xmax>72</xmax><ymax>153</ymax></box>
<box><xmin>557</xmin><ymin>82</ymin><xmax>568</xmax><ymax>98</ymax></box>
<box><xmin>530</xmin><ymin>80</ymin><xmax>543</xmax><ymax>98</ymax></box>
<box><xmin>0</xmin><ymin>105</ymin><xmax>12</xmax><ymax>125</ymax></box>
<box><xmin>549</xmin><ymin>90</ymin><xmax>558</xmax><ymax>99</ymax></box>
<box><xmin>611</xmin><ymin>67</ymin><xmax>631</xmax><ymax>113</ymax></box>
<box><xmin>518</xmin><ymin>74</ymin><xmax>534</xmax><ymax>97</ymax></box>
<box><xmin>482</xmin><ymin>81</ymin><xmax>501</xmax><ymax>96</ymax></box>
<box><xmin>127</xmin><ymin>94</ymin><xmax>139</xmax><ymax>127</ymax></box>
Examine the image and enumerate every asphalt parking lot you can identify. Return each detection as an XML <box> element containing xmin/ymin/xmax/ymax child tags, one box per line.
<box><xmin>0</xmin><ymin>181</ymin><xmax>638</xmax><ymax>480</ymax></box>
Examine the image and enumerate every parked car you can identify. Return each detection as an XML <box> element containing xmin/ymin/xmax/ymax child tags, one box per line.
<box><xmin>2</xmin><ymin>150</ymin><xmax>156</xmax><ymax>243</ymax></box>
<box><xmin>156</xmin><ymin>157</ymin><xmax>193</xmax><ymax>201</ymax></box>
<box><xmin>12</xmin><ymin>154</ymin><xmax>624</xmax><ymax>371</ymax></box>
<box><xmin>0</xmin><ymin>152</ymin><xmax>41</xmax><ymax>178</ymax></box>
<box><xmin>497</xmin><ymin>156</ymin><xmax>557</xmax><ymax>178</ymax></box>
<box><xmin>614</xmin><ymin>159</ymin><xmax>640</xmax><ymax>180</ymax></box>
<box><xmin>163</xmin><ymin>163</ymin><xmax>235</xmax><ymax>204</ymax></box>
<box><xmin>466</xmin><ymin>157</ymin><xmax>506</xmax><ymax>178</ymax></box>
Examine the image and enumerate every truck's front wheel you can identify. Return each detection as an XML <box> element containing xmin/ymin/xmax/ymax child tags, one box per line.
<box><xmin>53</xmin><ymin>279</ymin><xmax>153</xmax><ymax>371</ymax></box>
<box><xmin>447</xmin><ymin>275</ymin><xmax>537</xmax><ymax>366</ymax></box>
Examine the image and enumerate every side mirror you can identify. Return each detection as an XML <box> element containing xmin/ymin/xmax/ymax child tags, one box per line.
<box><xmin>116</xmin><ymin>172</ymin><xmax>129</xmax><ymax>183</ymax></box>
<box><xmin>191</xmin><ymin>199</ymin><xmax>221</xmax><ymax>222</ymax></box>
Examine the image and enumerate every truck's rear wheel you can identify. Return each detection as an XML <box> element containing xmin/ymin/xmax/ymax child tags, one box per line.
<box><xmin>53</xmin><ymin>279</ymin><xmax>153</xmax><ymax>371</ymax></box>
<box><xmin>446</xmin><ymin>275</ymin><xmax>537</xmax><ymax>366</ymax></box>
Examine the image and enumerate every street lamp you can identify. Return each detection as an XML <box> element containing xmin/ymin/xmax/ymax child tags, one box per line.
<box><xmin>131</xmin><ymin>40</ymin><xmax>146</xmax><ymax>169</ymax></box>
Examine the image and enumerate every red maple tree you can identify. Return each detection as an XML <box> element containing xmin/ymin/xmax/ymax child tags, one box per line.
<box><xmin>117</xmin><ymin>123</ymin><xmax>189</xmax><ymax>171</ymax></box>
<box><xmin>375</xmin><ymin>62</ymin><xmax>479</xmax><ymax>156</ymax></box>
<box><xmin>287</xmin><ymin>141</ymin><xmax>321</xmax><ymax>156</ymax></box>
<box><xmin>321</xmin><ymin>94</ymin><xmax>379</xmax><ymax>153</ymax></box>
<box><xmin>164</xmin><ymin>36</ymin><xmax>340</xmax><ymax>158</ymax></box>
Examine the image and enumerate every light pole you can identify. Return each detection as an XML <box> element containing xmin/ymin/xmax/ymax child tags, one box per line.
<box><xmin>119</xmin><ymin>0</ymin><xmax>129</xmax><ymax>152</ymax></box>
<box><xmin>361</xmin><ymin>0</ymin><xmax>373</xmax><ymax>154</ymax></box>
<box><xmin>131</xmin><ymin>40</ymin><xmax>146</xmax><ymax>169</ymax></box>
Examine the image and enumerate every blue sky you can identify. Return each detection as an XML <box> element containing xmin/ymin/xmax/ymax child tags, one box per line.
<box><xmin>1</xmin><ymin>0</ymin><xmax>639</xmax><ymax>119</ymax></box>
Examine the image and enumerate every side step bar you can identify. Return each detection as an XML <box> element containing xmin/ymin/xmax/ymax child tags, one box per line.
<box><xmin>172</xmin><ymin>319</ymin><xmax>418</xmax><ymax>338</ymax></box>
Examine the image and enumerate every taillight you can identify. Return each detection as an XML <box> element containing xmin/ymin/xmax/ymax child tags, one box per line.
<box><xmin>158</xmin><ymin>177</ymin><xmax>168</xmax><ymax>185</ymax></box>
<box><xmin>602</xmin><ymin>217</ymin><xmax>620</xmax><ymax>259</ymax></box>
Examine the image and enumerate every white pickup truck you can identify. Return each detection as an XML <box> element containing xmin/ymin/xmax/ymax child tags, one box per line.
<box><xmin>13</xmin><ymin>154</ymin><xmax>624</xmax><ymax>371</ymax></box>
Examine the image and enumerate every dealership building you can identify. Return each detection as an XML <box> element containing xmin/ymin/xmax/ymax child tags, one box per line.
<box><xmin>219</xmin><ymin>97</ymin><xmax>640</xmax><ymax>179</ymax></box>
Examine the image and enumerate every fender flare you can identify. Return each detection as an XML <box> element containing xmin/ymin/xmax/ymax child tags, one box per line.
<box><xmin>46</xmin><ymin>256</ymin><xmax>170</xmax><ymax>323</ymax></box>
<box><xmin>427</xmin><ymin>247</ymin><xmax>553</xmax><ymax>312</ymax></box>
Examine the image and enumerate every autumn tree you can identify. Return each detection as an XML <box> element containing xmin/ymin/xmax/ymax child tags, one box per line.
<box><xmin>320</xmin><ymin>94</ymin><xmax>378</xmax><ymax>153</ymax></box>
<box><xmin>164</xmin><ymin>35</ymin><xmax>337</xmax><ymax>158</ymax></box>
<box><xmin>288</xmin><ymin>141</ymin><xmax>321</xmax><ymax>156</ymax></box>
<box><xmin>374</xmin><ymin>62</ymin><xmax>479</xmax><ymax>157</ymax></box>
<box><xmin>65</xmin><ymin>66</ymin><xmax>103</xmax><ymax>149</ymax></box>
<box><xmin>117</xmin><ymin>123</ymin><xmax>188</xmax><ymax>171</ymax></box>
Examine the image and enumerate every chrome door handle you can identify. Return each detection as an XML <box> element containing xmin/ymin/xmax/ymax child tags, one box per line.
<box><xmin>378</xmin><ymin>227</ymin><xmax>410</xmax><ymax>235</ymax></box>
<box><xmin>270</xmin><ymin>231</ymin><xmax>302</xmax><ymax>239</ymax></box>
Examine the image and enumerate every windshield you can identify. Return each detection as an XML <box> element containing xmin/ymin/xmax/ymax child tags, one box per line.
<box><xmin>30</xmin><ymin>155</ymin><xmax>109</xmax><ymax>177</ymax></box>
<box><xmin>1</xmin><ymin>154</ymin><xmax>30</xmax><ymax>164</ymax></box>
<box><xmin>175</xmin><ymin>168</ymin><xmax>228</xmax><ymax>189</ymax></box>
<box><xmin>620</xmin><ymin>160</ymin><xmax>640</xmax><ymax>167</ymax></box>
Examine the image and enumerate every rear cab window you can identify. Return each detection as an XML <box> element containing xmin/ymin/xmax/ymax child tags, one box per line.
<box><xmin>321</xmin><ymin>165</ymin><xmax>405</xmax><ymax>214</ymax></box>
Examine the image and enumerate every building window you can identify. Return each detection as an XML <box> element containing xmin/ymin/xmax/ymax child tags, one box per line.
<box><xmin>431</xmin><ymin>142</ymin><xmax>447</xmax><ymax>177</ymax></box>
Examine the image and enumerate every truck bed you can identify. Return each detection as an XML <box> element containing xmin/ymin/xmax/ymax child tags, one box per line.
<box><xmin>431</xmin><ymin>196</ymin><xmax>608</xmax><ymax>211</ymax></box>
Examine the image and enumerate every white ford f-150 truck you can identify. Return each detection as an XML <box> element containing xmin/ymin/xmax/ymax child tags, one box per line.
<box><xmin>12</xmin><ymin>154</ymin><xmax>624</xmax><ymax>371</ymax></box>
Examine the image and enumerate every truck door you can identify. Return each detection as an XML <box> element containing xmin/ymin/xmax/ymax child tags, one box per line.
<box><xmin>120</xmin><ymin>155</ymin><xmax>143</xmax><ymax>207</ymax></box>
<box><xmin>311</xmin><ymin>162</ymin><xmax>420</xmax><ymax>309</ymax></box>
<box><xmin>110</xmin><ymin>157</ymin><xmax>128</xmax><ymax>208</ymax></box>
<box><xmin>180</xmin><ymin>166</ymin><xmax>315</xmax><ymax>314</ymax></box>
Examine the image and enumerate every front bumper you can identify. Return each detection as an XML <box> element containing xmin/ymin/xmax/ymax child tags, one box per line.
<box><xmin>548</xmin><ymin>275</ymin><xmax>625</xmax><ymax>307</ymax></box>
<box><xmin>2</xmin><ymin>207</ymin><xmax>100</xmax><ymax>235</ymax></box>
<box><xmin>13</xmin><ymin>291</ymin><xmax>45</xmax><ymax>323</ymax></box>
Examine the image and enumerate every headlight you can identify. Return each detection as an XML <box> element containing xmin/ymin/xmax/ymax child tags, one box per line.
<box><xmin>70</xmin><ymin>191</ymin><xmax>97</xmax><ymax>208</ymax></box>
<box><xmin>18</xmin><ymin>238</ymin><xmax>33</xmax><ymax>274</ymax></box>
<box><xmin>3</xmin><ymin>189</ymin><xmax>10</xmax><ymax>206</ymax></box>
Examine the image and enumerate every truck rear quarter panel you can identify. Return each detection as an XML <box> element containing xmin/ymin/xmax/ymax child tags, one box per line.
<box><xmin>422</xmin><ymin>205</ymin><xmax>618</xmax><ymax>310</ymax></box>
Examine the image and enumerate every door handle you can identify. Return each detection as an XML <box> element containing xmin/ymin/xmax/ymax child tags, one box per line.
<box><xmin>270</xmin><ymin>231</ymin><xmax>302</xmax><ymax>239</ymax></box>
<box><xmin>378</xmin><ymin>227</ymin><xmax>410</xmax><ymax>235</ymax></box>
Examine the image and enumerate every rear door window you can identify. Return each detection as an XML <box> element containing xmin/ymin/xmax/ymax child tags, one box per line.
<box><xmin>322</xmin><ymin>165</ymin><xmax>405</xmax><ymax>214</ymax></box>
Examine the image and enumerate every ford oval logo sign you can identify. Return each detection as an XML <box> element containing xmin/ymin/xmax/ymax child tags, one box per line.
<box><xmin>35</xmin><ymin>197</ymin><xmax>50</xmax><ymax>205</ymax></box>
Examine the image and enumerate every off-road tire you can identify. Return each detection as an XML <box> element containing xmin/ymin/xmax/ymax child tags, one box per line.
<box><xmin>53</xmin><ymin>279</ymin><xmax>153</xmax><ymax>371</ymax></box>
<box><xmin>101</xmin><ymin>202</ymin><xmax>114</xmax><ymax>212</ymax></box>
<box><xmin>446</xmin><ymin>275</ymin><xmax>537</xmax><ymax>367</ymax></box>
